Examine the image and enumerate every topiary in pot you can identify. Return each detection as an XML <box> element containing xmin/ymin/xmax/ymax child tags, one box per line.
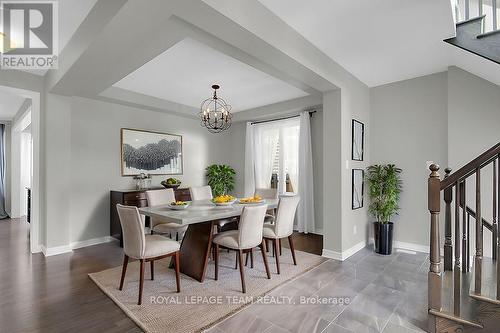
<box><xmin>366</xmin><ymin>164</ymin><xmax>402</xmax><ymax>255</ymax></box>
<box><xmin>205</xmin><ymin>164</ymin><xmax>236</xmax><ymax>197</ymax></box>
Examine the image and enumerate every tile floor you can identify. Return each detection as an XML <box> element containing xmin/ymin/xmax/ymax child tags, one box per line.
<box><xmin>207</xmin><ymin>247</ymin><xmax>429</xmax><ymax>333</ymax></box>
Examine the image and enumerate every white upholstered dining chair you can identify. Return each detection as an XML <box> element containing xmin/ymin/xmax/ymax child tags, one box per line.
<box><xmin>145</xmin><ymin>189</ymin><xmax>187</xmax><ymax>241</ymax></box>
<box><xmin>189</xmin><ymin>185</ymin><xmax>213</xmax><ymax>200</ymax></box>
<box><xmin>116</xmin><ymin>204</ymin><xmax>181</xmax><ymax>305</ymax></box>
<box><xmin>262</xmin><ymin>195</ymin><xmax>300</xmax><ymax>274</ymax></box>
<box><xmin>212</xmin><ymin>204</ymin><xmax>271</xmax><ymax>293</ymax></box>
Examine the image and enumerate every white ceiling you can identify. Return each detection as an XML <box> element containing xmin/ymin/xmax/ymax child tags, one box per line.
<box><xmin>59</xmin><ymin>0</ymin><xmax>98</xmax><ymax>52</ymax></box>
<box><xmin>256</xmin><ymin>0</ymin><xmax>456</xmax><ymax>87</ymax></box>
<box><xmin>112</xmin><ymin>38</ymin><xmax>309</xmax><ymax>112</ymax></box>
<box><xmin>0</xmin><ymin>89</ymin><xmax>26</xmax><ymax>120</ymax></box>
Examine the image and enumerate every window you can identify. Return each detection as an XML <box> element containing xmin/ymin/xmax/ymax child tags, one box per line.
<box><xmin>253</xmin><ymin>118</ymin><xmax>299</xmax><ymax>195</ymax></box>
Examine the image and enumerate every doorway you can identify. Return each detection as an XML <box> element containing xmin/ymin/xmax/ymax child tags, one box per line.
<box><xmin>2</xmin><ymin>86</ymin><xmax>41</xmax><ymax>254</ymax></box>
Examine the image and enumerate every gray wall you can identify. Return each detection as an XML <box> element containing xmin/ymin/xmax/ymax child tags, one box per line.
<box><xmin>370</xmin><ymin>67</ymin><xmax>500</xmax><ymax>250</ymax></box>
<box><xmin>370</xmin><ymin>72</ymin><xmax>448</xmax><ymax>247</ymax></box>
<box><xmin>448</xmin><ymin>66</ymin><xmax>500</xmax><ymax>257</ymax></box>
<box><xmin>44</xmin><ymin>95</ymin><xmax>231</xmax><ymax>247</ymax></box>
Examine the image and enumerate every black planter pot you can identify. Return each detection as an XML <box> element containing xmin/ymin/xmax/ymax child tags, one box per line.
<box><xmin>373</xmin><ymin>222</ymin><xmax>394</xmax><ymax>255</ymax></box>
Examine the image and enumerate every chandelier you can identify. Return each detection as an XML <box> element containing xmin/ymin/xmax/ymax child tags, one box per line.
<box><xmin>199</xmin><ymin>84</ymin><xmax>232</xmax><ymax>133</ymax></box>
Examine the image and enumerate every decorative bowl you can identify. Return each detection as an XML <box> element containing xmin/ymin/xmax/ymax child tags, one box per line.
<box><xmin>168</xmin><ymin>202</ymin><xmax>190</xmax><ymax>210</ymax></box>
<box><xmin>213</xmin><ymin>199</ymin><xmax>237</xmax><ymax>206</ymax></box>
<box><xmin>161</xmin><ymin>181</ymin><xmax>181</xmax><ymax>190</ymax></box>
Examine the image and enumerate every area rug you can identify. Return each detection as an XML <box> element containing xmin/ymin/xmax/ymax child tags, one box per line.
<box><xmin>89</xmin><ymin>247</ymin><xmax>327</xmax><ymax>333</ymax></box>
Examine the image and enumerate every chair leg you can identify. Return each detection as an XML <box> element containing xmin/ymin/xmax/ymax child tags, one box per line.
<box><xmin>150</xmin><ymin>260</ymin><xmax>155</xmax><ymax>280</ymax></box>
<box><xmin>176</xmin><ymin>232</ymin><xmax>179</xmax><ymax>241</ymax></box>
<box><xmin>214</xmin><ymin>244</ymin><xmax>219</xmax><ymax>281</ymax></box>
<box><xmin>119</xmin><ymin>254</ymin><xmax>129</xmax><ymax>290</ymax></box>
<box><xmin>235</xmin><ymin>251</ymin><xmax>238</xmax><ymax>269</ymax></box>
<box><xmin>174</xmin><ymin>252</ymin><xmax>181</xmax><ymax>293</ymax></box>
<box><xmin>266</xmin><ymin>239</ymin><xmax>270</xmax><ymax>252</ymax></box>
<box><xmin>250</xmin><ymin>249</ymin><xmax>254</xmax><ymax>268</ymax></box>
<box><xmin>237</xmin><ymin>250</ymin><xmax>246</xmax><ymax>293</ymax></box>
<box><xmin>138</xmin><ymin>259</ymin><xmax>145</xmax><ymax>305</ymax></box>
<box><xmin>279</xmin><ymin>239</ymin><xmax>282</xmax><ymax>256</ymax></box>
<box><xmin>260</xmin><ymin>241</ymin><xmax>271</xmax><ymax>279</ymax></box>
<box><xmin>288</xmin><ymin>236</ymin><xmax>297</xmax><ymax>265</ymax></box>
<box><xmin>245</xmin><ymin>252</ymin><xmax>249</xmax><ymax>267</ymax></box>
<box><xmin>273</xmin><ymin>239</ymin><xmax>280</xmax><ymax>274</ymax></box>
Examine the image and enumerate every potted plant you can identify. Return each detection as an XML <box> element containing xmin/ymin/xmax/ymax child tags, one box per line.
<box><xmin>205</xmin><ymin>164</ymin><xmax>236</xmax><ymax>197</ymax></box>
<box><xmin>366</xmin><ymin>164</ymin><xmax>402</xmax><ymax>255</ymax></box>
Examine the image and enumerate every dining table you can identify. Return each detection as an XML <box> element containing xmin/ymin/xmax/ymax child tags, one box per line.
<box><xmin>139</xmin><ymin>199</ymin><xmax>278</xmax><ymax>282</ymax></box>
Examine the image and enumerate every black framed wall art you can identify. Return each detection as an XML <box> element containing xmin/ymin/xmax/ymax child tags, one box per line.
<box><xmin>351</xmin><ymin>119</ymin><xmax>364</xmax><ymax>161</ymax></box>
<box><xmin>352</xmin><ymin>168</ymin><xmax>364</xmax><ymax>210</ymax></box>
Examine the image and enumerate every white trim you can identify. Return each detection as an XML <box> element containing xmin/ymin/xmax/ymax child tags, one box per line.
<box><xmin>71</xmin><ymin>236</ymin><xmax>115</xmax><ymax>250</ymax></box>
<box><xmin>393</xmin><ymin>241</ymin><xmax>429</xmax><ymax>254</ymax></box>
<box><xmin>368</xmin><ymin>238</ymin><xmax>430</xmax><ymax>254</ymax></box>
<box><xmin>41</xmin><ymin>244</ymin><xmax>72</xmax><ymax>256</ymax></box>
<box><xmin>322</xmin><ymin>241</ymin><xmax>366</xmax><ymax>261</ymax></box>
<box><xmin>42</xmin><ymin>236</ymin><xmax>116</xmax><ymax>256</ymax></box>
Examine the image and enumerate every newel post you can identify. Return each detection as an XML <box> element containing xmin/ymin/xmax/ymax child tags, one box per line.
<box><xmin>443</xmin><ymin>168</ymin><xmax>453</xmax><ymax>271</ymax></box>
<box><xmin>428</xmin><ymin>164</ymin><xmax>442</xmax><ymax>332</ymax></box>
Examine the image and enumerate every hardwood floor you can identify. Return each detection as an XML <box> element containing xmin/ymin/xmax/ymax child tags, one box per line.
<box><xmin>0</xmin><ymin>218</ymin><xmax>140</xmax><ymax>333</ymax></box>
<box><xmin>0</xmin><ymin>218</ymin><xmax>323</xmax><ymax>332</ymax></box>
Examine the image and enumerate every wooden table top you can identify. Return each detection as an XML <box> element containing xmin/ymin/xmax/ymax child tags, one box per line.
<box><xmin>139</xmin><ymin>199</ymin><xmax>278</xmax><ymax>225</ymax></box>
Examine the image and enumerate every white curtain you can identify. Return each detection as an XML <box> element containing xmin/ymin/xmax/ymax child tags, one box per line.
<box><xmin>253</xmin><ymin>124</ymin><xmax>279</xmax><ymax>189</ymax></box>
<box><xmin>244</xmin><ymin>122</ymin><xmax>255</xmax><ymax>197</ymax></box>
<box><xmin>297</xmin><ymin>112</ymin><xmax>315</xmax><ymax>233</ymax></box>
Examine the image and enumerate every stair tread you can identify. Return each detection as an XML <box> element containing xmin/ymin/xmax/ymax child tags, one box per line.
<box><xmin>445</xmin><ymin>16</ymin><xmax>500</xmax><ymax>65</ymax></box>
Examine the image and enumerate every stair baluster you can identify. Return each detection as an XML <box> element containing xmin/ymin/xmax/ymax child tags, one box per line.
<box><xmin>493</xmin><ymin>159</ymin><xmax>498</xmax><ymax>261</ymax></box>
<box><xmin>493</xmin><ymin>0</ymin><xmax>498</xmax><ymax>31</ymax></box>
<box><xmin>461</xmin><ymin>181</ymin><xmax>467</xmax><ymax>273</ymax></box>
<box><xmin>475</xmin><ymin>168</ymin><xmax>482</xmax><ymax>294</ymax></box>
<box><xmin>496</xmin><ymin>156</ymin><xmax>500</xmax><ymax>300</ymax></box>
<box><xmin>428</xmin><ymin>164</ymin><xmax>442</xmax><ymax>333</ymax></box>
<box><xmin>444</xmin><ymin>168</ymin><xmax>453</xmax><ymax>271</ymax></box>
<box><xmin>454</xmin><ymin>181</ymin><xmax>461</xmax><ymax>315</ymax></box>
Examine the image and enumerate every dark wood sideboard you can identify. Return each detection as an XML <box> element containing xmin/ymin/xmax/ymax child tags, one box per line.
<box><xmin>110</xmin><ymin>188</ymin><xmax>191</xmax><ymax>246</ymax></box>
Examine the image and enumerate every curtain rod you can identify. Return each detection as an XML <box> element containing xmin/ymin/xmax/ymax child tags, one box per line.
<box><xmin>250</xmin><ymin>110</ymin><xmax>316</xmax><ymax>125</ymax></box>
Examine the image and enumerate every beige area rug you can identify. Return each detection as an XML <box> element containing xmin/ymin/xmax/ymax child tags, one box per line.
<box><xmin>89</xmin><ymin>247</ymin><xmax>327</xmax><ymax>333</ymax></box>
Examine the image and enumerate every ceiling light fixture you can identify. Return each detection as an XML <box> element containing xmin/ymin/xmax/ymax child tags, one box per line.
<box><xmin>199</xmin><ymin>84</ymin><xmax>232</xmax><ymax>133</ymax></box>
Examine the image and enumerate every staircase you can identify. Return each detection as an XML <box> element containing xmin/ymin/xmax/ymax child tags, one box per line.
<box><xmin>427</xmin><ymin>142</ymin><xmax>500</xmax><ymax>332</ymax></box>
<box><xmin>445</xmin><ymin>0</ymin><xmax>500</xmax><ymax>65</ymax></box>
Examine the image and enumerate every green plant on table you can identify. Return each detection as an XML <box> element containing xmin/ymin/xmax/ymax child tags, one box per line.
<box><xmin>205</xmin><ymin>164</ymin><xmax>235</xmax><ymax>197</ymax></box>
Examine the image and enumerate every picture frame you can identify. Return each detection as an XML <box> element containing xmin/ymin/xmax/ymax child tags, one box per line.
<box><xmin>352</xmin><ymin>169</ymin><xmax>364</xmax><ymax>210</ymax></box>
<box><xmin>351</xmin><ymin>119</ymin><xmax>364</xmax><ymax>161</ymax></box>
<box><xmin>121</xmin><ymin>128</ymin><xmax>183</xmax><ymax>176</ymax></box>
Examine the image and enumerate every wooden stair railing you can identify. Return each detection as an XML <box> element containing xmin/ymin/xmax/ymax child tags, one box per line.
<box><xmin>427</xmin><ymin>142</ymin><xmax>500</xmax><ymax>332</ymax></box>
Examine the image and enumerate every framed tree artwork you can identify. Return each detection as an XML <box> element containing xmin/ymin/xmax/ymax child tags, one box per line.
<box><xmin>121</xmin><ymin>128</ymin><xmax>183</xmax><ymax>176</ymax></box>
<box><xmin>352</xmin><ymin>169</ymin><xmax>364</xmax><ymax>210</ymax></box>
<box><xmin>352</xmin><ymin>119</ymin><xmax>364</xmax><ymax>161</ymax></box>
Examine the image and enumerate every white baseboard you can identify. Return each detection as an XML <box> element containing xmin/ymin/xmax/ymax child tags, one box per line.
<box><xmin>322</xmin><ymin>241</ymin><xmax>366</xmax><ymax>261</ymax></box>
<box><xmin>71</xmin><ymin>236</ymin><xmax>115</xmax><ymax>250</ymax></box>
<box><xmin>42</xmin><ymin>244</ymin><xmax>73</xmax><ymax>256</ymax></box>
<box><xmin>393</xmin><ymin>241</ymin><xmax>429</xmax><ymax>254</ymax></box>
<box><xmin>368</xmin><ymin>237</ymin><xmax>429</xmax><ymax>254</ymax></box>
<box><xmin>42</xmin><ymin>236</ymin><xmax>115</xmax><ymax>256</ymax></box>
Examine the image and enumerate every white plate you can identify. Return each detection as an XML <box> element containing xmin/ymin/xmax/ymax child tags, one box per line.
<box><xmin>168</xmin><ymin>203</ymin><xmax>190</xmax><ymax>210</ymax></box>
<box><xmin>213</xmin><ymin>200</ymin><xmax>237</xmax><ymax>206</ymax></box>
<box><xmin>238</xmin><ymin>199</ymin><xmax>265</xmax><ymax>205</ymax></box>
